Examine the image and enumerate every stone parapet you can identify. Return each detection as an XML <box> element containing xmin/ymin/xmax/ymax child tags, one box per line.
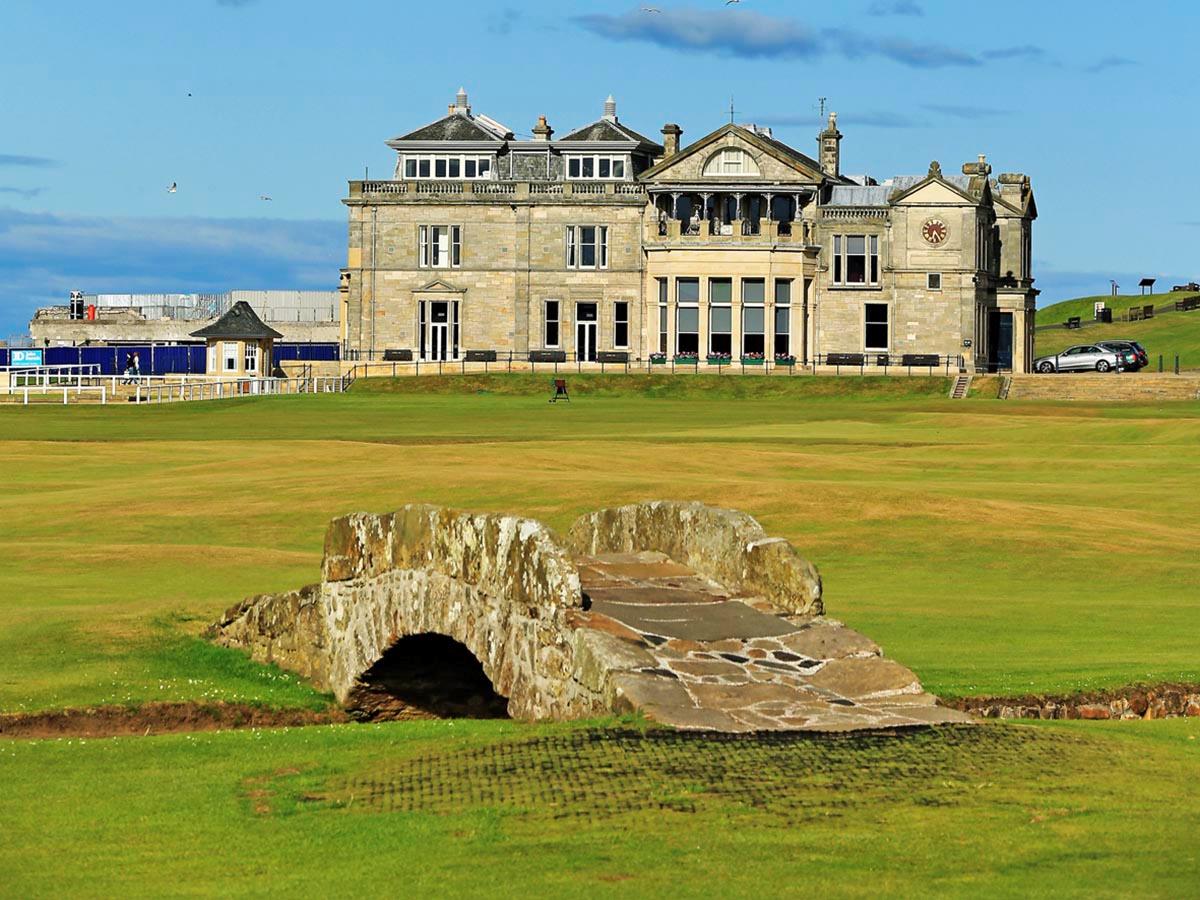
<box><xmin>566</xmin><ymin>501</ymin><xmax>823</xmax><ymax>616</ymax></box>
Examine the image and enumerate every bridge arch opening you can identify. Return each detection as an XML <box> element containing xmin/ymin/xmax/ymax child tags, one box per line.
<box><xmin>346</xmin><ymin>633</ymin><xmax>510</xmax><ymax>721</ymax></box>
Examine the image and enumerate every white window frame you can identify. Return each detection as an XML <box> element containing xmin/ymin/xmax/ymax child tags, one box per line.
<box><xmin>565</xmin><ymin>154</ymin><xmax>628</xmax><ymax>181</ymax></box>
<box><xmin>613</xmin><ymin>301</ymin><xmax>630</xmax><ymax>349</ymax></box>
<box><xmin>927</xmin><ymin>272</ymin><xmax>943</xmax><ymax>291</ymax></box>
<box><xmin>420</xmin><ymin>225</ymin><xmax>462</xmax><ymax>269</ymax></box>
<box><xmin>222</xmin><ymin>341</ymin><xmax>238</xmax><ymax>372</ymax></box>
<box><xmin>565</xmin><ymin>225</ymin><xmax>609</xmax><ymax>270</ymax></box>
<box><xmin>544</xmin><ymin>300</ymin><xmax>561</xmax><ymax>348</ymax></box>
<box><xmin>243</xmin><ymin>342</ymin><xmax>259</xmax><ymax>374</ymax></box>
<box><xmin>703</xmin><ymin>148</ymin><xmax>761</xmax><ymax>177</ymax></box>
<box><xmin>402</xmin><ymin>154</ymin><xmax>493</xmax><ymax>181</ymax></box>
<box><xmin>864</xmin><ymin>302</ymin><xmax>890</xmax><ymax>352</ymax></box>
<box><xmin>832</xmin><ymin>234</ymin><xmax>881</xmax><ymax>287</ymax></box>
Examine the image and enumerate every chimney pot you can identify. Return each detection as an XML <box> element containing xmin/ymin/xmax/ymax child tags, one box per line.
<box><xmin>533</xmin><ymin>114</ymin><xmax>554</xmax><ymax>142</ymax></box>
<box><xmin>603</xmin><ymin>95</ymin><xmax>617</xmax><ymax>121</ymax></box>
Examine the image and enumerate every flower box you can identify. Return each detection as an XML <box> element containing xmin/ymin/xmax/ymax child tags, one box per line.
<box><xmin>774</xmin><ymin>356</ymin><xmax>797</xmax><ymax>366</ymax></box>
<box><xmin>740</xmin><ymin>357</ymin><xmax>766</xmax><ymax>366</ymax></box>
<box><xmin>674</xmin><ymin>355</ymin><xmax>699</xmax><ymax>365</ymax></box>
<box><xmin>706</xmin><ymin>355</ymin><xmax>732</xmax><ymax>366</ymax></box>
<box><xmin>649</xmin><ymin>354</ymin><xmax>668</xmax><ymax>365</ymax></box>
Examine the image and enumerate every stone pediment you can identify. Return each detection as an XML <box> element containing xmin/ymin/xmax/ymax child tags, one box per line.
<box><xmin>641</xmin><ymin>124</ymin><xmax>825</xmax><ymax>186</ymax></box>
<box><xmin>414</xmin><ymin>279</ymin><xmax>466</xmax><ymax>294</ymax></box>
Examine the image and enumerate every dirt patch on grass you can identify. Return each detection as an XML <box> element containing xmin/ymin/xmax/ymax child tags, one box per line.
<box><xmin>949</xmin><ymin>683</ymin><xmax>1200</xmax><ymax>721</ymax></box>
<box><xmin>0</xmin><ymin>701</ymin><xmax>348</xmax><ymax>740</ymax></box>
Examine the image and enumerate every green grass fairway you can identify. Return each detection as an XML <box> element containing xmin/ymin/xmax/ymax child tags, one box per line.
<box><xmin>1036</xmin><ymin>308</ymin><xmax>1200</xmax><ymax>366</ymax></box>
<box><xmin>2</xmin><ymin>719</ymin><xmax>1198</xmax><ymax>897</ymax></box>
<box><xmin>1</xmin><ymin>376</ymin><xmax>1198</xmax><ymax>712</ymax></box>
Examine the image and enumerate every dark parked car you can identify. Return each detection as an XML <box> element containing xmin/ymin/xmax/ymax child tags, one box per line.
<box><xmin>1097</xmin><ymin>340</ymin><xmax>1149</xmax><ymax>371</ymax></box>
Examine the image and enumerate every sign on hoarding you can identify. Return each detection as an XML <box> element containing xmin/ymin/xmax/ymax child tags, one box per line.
<box><xmin>11</xmin><ymin>349</ymin><xmax>44</xmax><ymax>367</ymax></box>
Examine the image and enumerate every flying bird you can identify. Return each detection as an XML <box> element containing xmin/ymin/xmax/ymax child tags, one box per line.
<box><xmin>641</xmin><ymin>5</ymin><xmax>661</xmax><ymax>11</ymax></box>
<box><xmin>259</xmin><ymin>195</ymin><xmax>273</xmax><ymax>201</ymax></box>
<box><xmin>725</xmin><ymin>0</ymin><xmax>741</xmax><ymax>5</ymax></box>
<box><xmin>167</xmin><ymin>182</ymin><xmax>177</xmax><ymax>193</ymax></box>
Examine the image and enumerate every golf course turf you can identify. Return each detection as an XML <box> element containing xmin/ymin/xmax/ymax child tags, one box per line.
<box><xmin>2</xmin><ymin>376</ymin><xmax>1197</xmax><ymax>895</ymax></box>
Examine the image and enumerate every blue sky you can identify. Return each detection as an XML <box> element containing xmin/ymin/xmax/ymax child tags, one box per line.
<box><xmin>0</xmin><ymin>0</ymin><xmax>1193</xmax><ymax>335</ymax></box>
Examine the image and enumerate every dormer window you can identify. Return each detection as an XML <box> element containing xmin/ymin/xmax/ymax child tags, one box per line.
<box><xmin>703</xmin><ymin>148</ymin><xmax>760</xmax><ymax>177</ymax></box>
<box><xmin>402</xmin><ymin>154</ymin><xmax>493</xmax><ymax>180</ymax></box>
<box><xmin>566</xmin><ymin>154</ymin><xmax>627</xmax><ymax>180</ymax></box>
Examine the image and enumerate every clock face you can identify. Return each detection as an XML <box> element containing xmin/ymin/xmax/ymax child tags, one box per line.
<box><xmin>922</xmin><ymin>218</ymin><xmax>949</xmax><ymax>245</ymax></box>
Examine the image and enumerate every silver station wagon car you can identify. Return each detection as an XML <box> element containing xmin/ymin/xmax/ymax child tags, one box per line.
<box><xmin>1034</xmin><ymin>344</ymin><xmax>1123</xmax><ymax>374</ymax></box>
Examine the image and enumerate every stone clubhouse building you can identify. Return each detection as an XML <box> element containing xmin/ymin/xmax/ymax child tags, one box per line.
<box><xmin>340</xmin><ymin>89</ymin><xmax>1038</xmax><ymax>372</ymax></box>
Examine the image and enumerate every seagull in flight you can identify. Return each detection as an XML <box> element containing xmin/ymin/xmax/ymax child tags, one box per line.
<box><xmin>167</xmin><ymin>182</ymin><xmax>177</xmax><ymax>193</ymax></box>
<box><xmin>259</xmin><ymin>195</ymin><xmax>273</xmax><ymax>201</ymax></box>
<box><xmin>725</xmin><ymin>0</ymin><xmax>741</xmax><ymax>5</ymax></box>
<box><xmin>641</xmin><ymin>5</ymin><xmax>660</xmax><ymax>10</ymax></box>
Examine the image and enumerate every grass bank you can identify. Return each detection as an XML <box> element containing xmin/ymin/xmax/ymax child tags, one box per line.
<box><xmin>1</xmin><ymin>719</ymin><xmax>1198</xmax><ymax>896</ymax></box>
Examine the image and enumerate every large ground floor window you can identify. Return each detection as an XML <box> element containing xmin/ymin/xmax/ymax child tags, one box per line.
<box><xmin>741</xmin><ymin>279</ymin><xmax>766</xmax><ymax>356</ymax></box>
<box><xmin>864</xmin><ymin>302</ymin><xmax>889</xmax><ymax>351</ymax></box>
<box><xmin>774</xmin><ymin>279</ymin><xmax>792</xmax><ymax>357</ymax></box>
<box><xmin>709</xmin><ymin>278</ymin><xmax>732</xmax><ymax>355</ymax></box>
<box><xmin>676</xmin><ymin>278</ymin><xmax>700</xmax><ymax>355</ymax></box>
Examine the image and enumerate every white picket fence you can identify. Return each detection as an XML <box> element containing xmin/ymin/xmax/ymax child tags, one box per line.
<box><xmin>1</xmin><ymin>365</ymin><xmax>350</xmax><ymax>406</ymax></box>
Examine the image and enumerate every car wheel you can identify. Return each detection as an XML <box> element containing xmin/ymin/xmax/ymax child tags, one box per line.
<box><xmin>1038</xmin><ymin>361</ymin><xmax>1055</xmax><ymax>373</ymax></box>
<box><xmin>1096</xmin><ymin>360</ymin><xmax>1111</xmax><ymax>373</ymax></box>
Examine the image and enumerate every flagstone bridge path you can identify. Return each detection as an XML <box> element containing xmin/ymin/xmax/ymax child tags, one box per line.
<box><xmin>212</xmin><ymin>502</ymin><xmax>971</xmax><ymax>733</ymax></box>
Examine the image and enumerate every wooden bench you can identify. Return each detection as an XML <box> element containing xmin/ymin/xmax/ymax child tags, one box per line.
<box><xmin>596</xmin><ymin>351</ymin><xmax>629</xmax><ymax>364</ymax></box>
<box><xmin>1143</xmin><ymin>304</ymin><xmax>1156</xmax><ymax>319</ymax></box>
<box><xmin>528</xmin><ymin>350</ymin><xmax>567</xmax><ymax>364</ymax></box>
<box><xmin>1175</xmin><ymin>297</ymin><xmax>1200</xmax><ymax>312</ymax></box>
<box><xmin>1128</xmin><ymin>308</ymin><xmax>1144</xmax><ymax>321</ymax></box>
<box><xmin>1065</xmin><ymin>316</ymin><xmax>1082</xmax><ymax>329</ymax></box>
<box><xmin>463</xmin><ymin>350</ymin><xmax>497</xmax><ymax>363</ymax></box>
<box><xmin>825</xmin><ymin>353</ymin><xmax>865</xmax><ymax>367</ymax></box>
<box><xmin>382</xmin><ymin>349</ymin><xmax>413</xmax><ymax>361</ymax></box>
<box><xmin>901</xmin><ymin>354</ymin><xmax>941</xmax><ymax>368</ymax></box>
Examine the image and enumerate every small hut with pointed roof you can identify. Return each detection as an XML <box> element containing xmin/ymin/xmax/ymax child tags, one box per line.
<box><xmin>191</xmin><ymin>301</ymin><xmax>282</xmax><ymax>377</ymax></box>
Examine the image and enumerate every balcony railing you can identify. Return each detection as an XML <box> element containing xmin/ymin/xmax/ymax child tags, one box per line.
<box><xmin>354</xmin><ymin>180</ymin><xmax>646</xmax><ymax>201</ymax></box>
<box><xmin>647</xmin><ymin>218</ymin><xmax>813</xmax><ymax>245</ymax></box>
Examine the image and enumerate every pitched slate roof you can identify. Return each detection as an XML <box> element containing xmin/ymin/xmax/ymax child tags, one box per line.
<box><xmin>558</xmin><ymin>117</ymin><xmax>664</xmax><ymax>151</ymax></box>
<box><xmin>827</xmin><ymin>184</ymin><xmax>892</xmax><ymax>207</ymax></box>
<box><xmin>391</xmin><ymin>112</ymin><xmax>511</xmax><ymax>144</ymax></box>
<box><xmin>190</xmin><ymin>301</ymin><xmax>283</xmax><ymax>340</ymax></box>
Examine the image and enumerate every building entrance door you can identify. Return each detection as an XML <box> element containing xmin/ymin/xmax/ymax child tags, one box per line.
<box><xmin>988</xmin><ymin>310</ymin><xmax>1014</xmax><ymax>372</ymax></box>
<box><xmin>576</xmin><ymin>302</ymin><xmax>598</xmax><ymax>362</ymax></box>
<box><xmin>421</xmin><ymin>300</ymin><xmax>459</xmax><ymax>362</ymax></box>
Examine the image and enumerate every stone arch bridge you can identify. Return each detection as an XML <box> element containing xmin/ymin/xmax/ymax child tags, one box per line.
<box><xmin>212</xmin><ymin>502</ymin><xmax>969</xmax><ymax>731</ymax></box>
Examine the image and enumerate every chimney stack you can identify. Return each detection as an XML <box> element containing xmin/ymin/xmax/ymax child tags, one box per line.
<box><xmin>818</xmin><ymin>112</ymin><xmax>842</xmax><ymax>179</ymax></box>
<box><xmin>603</xmin><ymin>95</ymin><xmax>618</xmax><ymax>122</ymax></box>
<box><xmin>662</xmin><ymin>123</ymin><xmax>682</xmax><ymax>158</ymax></box>
<box><xmin>962</xmin><ymin>153</ymin><xmax>992</xmax><ymax>176</ymax></box>
<box><xmin>533</xmin><ymin>115</ymin><xmax>554</xmax><ymax>142</ymax></box>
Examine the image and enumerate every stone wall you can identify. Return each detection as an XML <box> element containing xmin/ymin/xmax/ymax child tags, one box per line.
<box><xmin>213</xmin><ymin>505</ymin><xmax>608</xmax><ymax>720</ymax></box>
<box><xmin>31</xmin><ymin>307</ymin><xmax>338</xmax><ymax>346</ymax></box>
<box><xmin>566</xmin><ymin>501</ymin><xmax>823</xmax><ymax>616</ymax></box>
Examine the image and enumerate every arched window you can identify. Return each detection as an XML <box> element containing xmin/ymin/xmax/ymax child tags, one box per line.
<box><xmin>703</xmin><ymin>148</ymin><xmax>760</xmax><ymax>177</ymax></box>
